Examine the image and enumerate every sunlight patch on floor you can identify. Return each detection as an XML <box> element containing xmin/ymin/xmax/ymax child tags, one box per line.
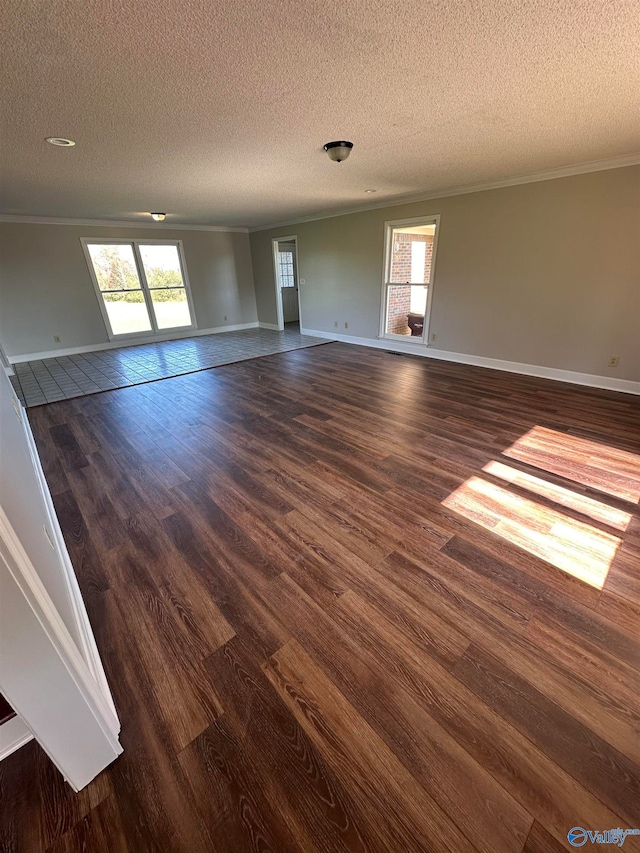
<box><xmin>483</xmin><ymin>460</ymin><xmax>633</xmax><ymax>532</ymax></box>
<box><xmin>442</xmin><ymin>476</ymin><xmax>621</xmax><ymax>589</ymax></box>
<box><xmin>503</xmin><ymin>425</ymin><xmax>640</xmax><ymax>504</ymax></box>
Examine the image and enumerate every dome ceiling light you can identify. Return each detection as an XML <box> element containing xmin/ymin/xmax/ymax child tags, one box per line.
<box><xmin>323</xmin><ymin>141</ymin><xmax>353</xmax><ymax>163</ymax></box>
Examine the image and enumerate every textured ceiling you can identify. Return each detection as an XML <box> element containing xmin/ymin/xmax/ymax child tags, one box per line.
<box><xmin>1</xmin><ymin>0</ymin><xmax>639</xmax><ymax>228</ymax></box>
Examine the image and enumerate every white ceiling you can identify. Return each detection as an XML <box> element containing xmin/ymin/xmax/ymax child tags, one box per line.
<box><xmin>1</xmin><ymin>0</ymin><xmax>639</xmax><ymax>229</ymax></box>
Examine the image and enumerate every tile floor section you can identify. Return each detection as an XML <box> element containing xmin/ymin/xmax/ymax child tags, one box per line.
<box><xmin>10</xmin><ymin>325</ymin><xmax>332</xmax><ymax>407</ymax></box>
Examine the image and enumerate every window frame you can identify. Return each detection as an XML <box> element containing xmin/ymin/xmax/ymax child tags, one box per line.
<box><xmin>379</xmin><ymin>214</ymin><xmax>441</xmax><ymax>345</ymax></box>
<box><xmin>278</xmin><ymin>250</ymin><xmax>296</xmax><ymax>288</ymax></box>
<box><xmin>80</xmin><ymin>238</ymin><xmax>197</xmax><ymax>341</ymax></box>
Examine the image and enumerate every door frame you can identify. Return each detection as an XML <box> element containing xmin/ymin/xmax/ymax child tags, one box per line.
<box><xmin>0</xmin><ymin>508</ymin><xmax>122</xmax><ymax>789</ymax></box>
<box><xmin>271</xmin><ymin>235</ymin><xmax>301</xmax><ymax>331</ymax></box>
<box><xmin>0</xmin><ymin>371</ymin><xmax>121</xmax><ymax>788</ymax></box>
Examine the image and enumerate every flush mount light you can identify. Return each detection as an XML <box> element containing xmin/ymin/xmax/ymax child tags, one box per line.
<box><xmin>150</xmin><ymin>212</ymin><xmax>166</xmax><ymax>221</ymax></box>
<box><xmin>46</xmin><ymin>137</ymin><xmax>75</xmax><ymax>147</ymax></box>
<box><xmin>324</xmin><ymin>140</ymin><xmax>353</xmax><ymax>163</ymax></box>
<box><xmin>364</xmin><ymin>188</ymin><xmax>377</xmax><ymax>193</ymax></box>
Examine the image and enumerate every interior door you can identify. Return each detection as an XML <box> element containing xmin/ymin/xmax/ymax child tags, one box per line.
<box><xmin>282</xmin><ymin>286</ymin><xmax>299</xmax><ymax>322</ymax></box>
<box><xmin>277</xmin><ymin>242</ymin><xmax>299</xmax><ymax>323</ymax></box>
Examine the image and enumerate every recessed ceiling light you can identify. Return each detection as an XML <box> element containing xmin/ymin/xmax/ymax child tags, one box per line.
<box><xmin>364</xmin><ymin>188</ymin><xmax>377</xmax><ymax>193</ymax></box>
<box><xmin>150</xmin><ymin>212</ymin><xmax>166</xmax><ymax>221</ymax></box>
<box><xmin>46</xmin><ymin>137</ymin><xmax>75</xmax><ymax>147</ymax></box>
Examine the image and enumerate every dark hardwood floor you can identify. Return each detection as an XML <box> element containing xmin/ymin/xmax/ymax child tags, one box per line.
<box><xmin>2</xmin><ymin>342</ymin><xmax>639</xmax><ymax>853</ymax></box>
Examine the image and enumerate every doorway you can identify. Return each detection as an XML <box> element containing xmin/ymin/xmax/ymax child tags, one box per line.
<box><xmin>272</xmin><ymin>236</ymin><xmax>300</xmax><ymax>330</ymax></box>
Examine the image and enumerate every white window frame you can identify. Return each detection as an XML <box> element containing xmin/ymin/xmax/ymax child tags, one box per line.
<box><xmin>379</xmin><ymin>214</ymin><xmax>441</xmax><ymax>345</ymax></box>
<box><xmin>278</xmin><ymin>250</ymin><xmax>296</xmax><ymax>288</ymax></box>
<box><xmin>80</xmin><ymin>238</ymin><xmax>197</xmax><ymax>341</ymax></box>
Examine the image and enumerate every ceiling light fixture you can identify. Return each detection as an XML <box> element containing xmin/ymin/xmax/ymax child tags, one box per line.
<box><xmin>324</xmin><ymin>140</ymin><xmax>353</xmax><ymax>163</ymax></box>
<box><xmin>46</xmin><ymin>137</ymin><xmax>75</xmax><ymax>147</ymax></box>
<box><xmin>150</xmin><ymin>212</ymin><xmax>166</xmax><ymax>221</ymax></box>
<box><xmin>364</xmin><ymin>188</ymin><xmax>377</xmax><ymax>193</ymax></box>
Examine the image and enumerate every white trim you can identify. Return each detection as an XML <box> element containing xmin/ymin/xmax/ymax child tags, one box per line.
<box><xmin>271</xmin><ymin>238</ymin><xmax>285</xmax><ymax>331</ymax></box>
<box><xmin>0</xmin><ymin>505</ymin><xmax>122</xmax><ymax>790</ymax></box>
<box><xmin>0</xmin><ymin>340</ymin><xmax>12</xmax><ymax>374</ymax></box>
<box><xmin>271</xmin><ymin>235</ymin><xmax>301</xmax><ymax>331</ymax></box>
<box><xmin>0</xmin><ymin>715</ymin><xmax>33</xmax><ymax>761</ymax></box>
<box><xmin>299</xmin><ymin>329</ymin><xmax>640</xmax><ymax>396</ymax></box>
<box><xmin>20</xmin><ymin>405</ymin><xmax>118</xmax><ymax>720</ymax></box>
<box><xmin>80</xmin><ymin>238</ymin><xmax>197</xmax><ymax>342</ymax></box>
<box><xmin>249</xmin><ymin>154</ymin><xmax>640</xmax><ymax>232</ymax></box>
<box><xmin>0</xmin><ymin>507</ymin><xmax>121</xmax><ymax>741</ymax></box>
<box><xmin>0</xmin><ymin>214</ymin><xmax>248</xmax><ymax>233</ymax></box>
<box><xmin>380</xmin><ymin>215</ymin><xmax>441</xmax><ymax>345</ymax></box>
<box><xmin>8</xmin><ymin>322</ymin><xmax>260</xmax><ymax>363</ymax></box>
<box><xmin>1</xmin><ymin>157</ymin><xmax>635</xmax><ymax>236</ymax></box>
<box><xmin>258</xmin><ymin>322</ymin><xmax>281</xmax><ymax>330</ymax></box>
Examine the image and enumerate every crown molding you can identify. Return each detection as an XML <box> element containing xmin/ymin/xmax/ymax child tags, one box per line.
<box><xmin>0</xmin><ymin>215</ymin><xmax>248</xmax><ymax>233</ymax></box>
<box><xmin>248</xmin><ymin>153</ymin><xmax>640</xmax><ymax>232</ymax></box>
<box><xmin>1</xmin><ymin>154</ymin><xmax>637</xmax><ymax>235</ymax></box>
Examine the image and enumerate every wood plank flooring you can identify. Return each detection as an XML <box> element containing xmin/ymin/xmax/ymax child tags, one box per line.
<box><xmin>1</xmin><ymin>342</ymin><xmax>639</xmax><ymax>853</ymax></box>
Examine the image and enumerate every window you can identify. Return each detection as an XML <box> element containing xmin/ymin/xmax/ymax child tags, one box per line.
<box><xmin>82</xmin><ymin>239</ymin><xmax>195</xmax><ymax>339</ymax></box>
<box><xmin>381</xmin><ymin>217</ymin><xmax>439</xmax><ymax>342</ymax></box>
<box><xmin>278</xmin><ymin>250</ymin><xmax>295</xmax><ymax>287</ymax></box>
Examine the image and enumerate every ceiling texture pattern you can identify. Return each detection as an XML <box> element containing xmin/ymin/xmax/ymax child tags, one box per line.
<box><xmin>1</xmin><ymin>0</ymin><xmax>639</xmax><ymax>228</ymax></box>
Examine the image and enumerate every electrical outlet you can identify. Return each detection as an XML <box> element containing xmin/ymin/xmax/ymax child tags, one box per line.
<box><xmin>54</xmin><ymin>335</ymin><xmax>61</xmax><ymax>343</ymax></box>
<box><xmin>609</xmin><ymin>356</ymin><xmax>620</xmax><ymax>367</ymax></box>
<box><xmin>300</xmin><ymin>278</ymin><xmax>306</xmax><ymax>284</ymax></box>
<box><xmin>344</xmin><ymin>322</ymin><xmax>349</xmax><ymax>329</ymax></box>
<box><xmin>224</xmin><ymin>316</ymin><xmax>227</xmax><ymax>321</ymax></box>
<box><xmin>334</xmin><ymin>321</ymin><xmax>338</xmax><ymax>327</ymax></box>
<box><xmin>431</xmin><ymin>333</ymin><xmax>437</xmax><ymax>342</ymax></box>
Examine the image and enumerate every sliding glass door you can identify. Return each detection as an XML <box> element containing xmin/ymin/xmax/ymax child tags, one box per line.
<box><xmin>82</xmin><ymin>239</ymin><xmax>195</xmax><ymax>340</ymax></box>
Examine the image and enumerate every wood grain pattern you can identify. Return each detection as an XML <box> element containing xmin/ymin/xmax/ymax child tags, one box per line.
<box><xmin>523</xmin><ymin>821</ymin><xmax>568</xmax><ymax>853</ymax></box>
<box><xmin>264</xmin><ymin>639</ymin><xmax>478</xmax><ymax>853</ymax></box>
<box><xmin>2</xmin><ymin>342</ymin><xmax>639</xmax><ymax>852</ymax></box>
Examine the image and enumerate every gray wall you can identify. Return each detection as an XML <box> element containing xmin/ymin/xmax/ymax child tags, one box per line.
<box><xmin>0</xmin><ymin>224</ymin><xmax>257</xmax><ymax>357</ymax></box>
<box><xmin>250</xmin><ymin>166</ymin><xmax>640</xmax><ymax>382</ymax></box>
<box><xmin>1</xmin><ymin>167</ymin><xmax>638</xmax><ymax>381</ymax></box>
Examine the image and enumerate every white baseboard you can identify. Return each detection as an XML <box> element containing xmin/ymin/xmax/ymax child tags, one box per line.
<box><xmin>258</xmin><ymin>322</ymin><xmax>281</xmax><ymax>330</ymax></box>
<box><xmin>0</xmin><ymin>715</ymin><xmax>33</xmax><ymax>761</ymax></box>
<box><xmin>300</xmin><ymin>328</ymin><xmax>640</xmax><ymax>396</ymax></box>
<box><xmin>8</xmin><ymin>322</ymin><xmax>261</xmax><ymax>364</ymax></box>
